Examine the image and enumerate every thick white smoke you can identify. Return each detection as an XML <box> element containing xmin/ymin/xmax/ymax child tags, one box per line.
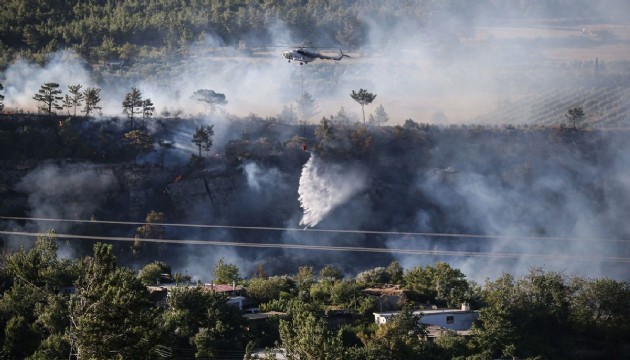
<box><xmin>16</xmin><ymin>163</ymin><xmax>119</xmax><ymax>232</ymax></box>
<box><xmin>243</xmin><ymin>162</ymin><xmax>283</xmax><ymax>192</ymax></box>
<box><xmin>297</xmin><ymin>154</ymin><xmax>367</xmax><ymax>227</ymax></box>
<box><xmin>2</xmin><ymin>51</ymin><xmax>94</xmax><ymax>112</ymax></box>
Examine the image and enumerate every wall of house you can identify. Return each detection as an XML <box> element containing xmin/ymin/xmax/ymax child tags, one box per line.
<box><xmin>420</xmin><ymin>311</ymin><xmax>478</xmax><ymax>331</ymax></box>
<box><xmin>373</xmin><ymin>310</ymin><xmax>479</xmax><ymax>331</ymax></box>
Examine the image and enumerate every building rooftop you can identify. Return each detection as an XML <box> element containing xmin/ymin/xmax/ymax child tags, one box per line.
<box><xmin>418</xmin><ymin>308</ymin><xmax>476</xmax><ymax>316</ymax></box>
<box><xmin>374</xmin><ymin>309</ymin><xmax>476</xmax><ymax>316</ymax></box>
<box><xmin>243</xmin><ymin>311</ymin><xmax>287</xmax><ymax>321</ymax></box>
<box><xmin>204</xmin><ymin>283</ymin><xmax>243</xmax><ymax>293</ymax></box>
<box><xmin>363</xmin><ymin>284</ymin><xmax>405</xmax><ymax>296</ymax></box>
<box><xmin>374</xmin><ymin>303</ymin><xmax>475</xmax><ymax>317</ymax></box>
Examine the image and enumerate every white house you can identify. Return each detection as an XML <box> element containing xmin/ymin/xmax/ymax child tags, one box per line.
<box><xmin>373</xmin><ymin>304</ymin><xmax>479</xmax><ymax>332</ymax></box>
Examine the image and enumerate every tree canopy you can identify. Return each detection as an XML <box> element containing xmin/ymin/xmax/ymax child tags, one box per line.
<box><xmin>82</xmin><ymin>87</ymin><xmax>102</xmax><ymax>116</ymax></box>
<box><xmin>69</xmin><ymin>243</ymin><xmax>159</xmax><ymax>359</ymax></box>
<box><xmin>33</xmin><ymin>83</ymin><xmax>63</xmax><ymax>118</ymax></box>
<box><xmin>122</xmin><ymin>87</ymin><xmax>143</xmax><ymax>129</ymax></box>
<box><xmin>191</xmin><ymin>124</ymin><xmax>215</xmax><ymax>157</ymax></box>
<box><xmin>350</xmin><ymin>89</ymin><xmax>376</xmax><ymax>124</ymax></box>
<box><xmin>212</xmin><ymin>258</ymin><xmax>241</xmax><ymax>285</ymax></box>
<box><xmin>192</xmin><ymin>89</ymin><xmax>227</xmax><ymax>114</ymax></box>
<box><xmin>0</xmin><ymin>236</ymin><xmax>628</xmax><ymax>359</ymax></box>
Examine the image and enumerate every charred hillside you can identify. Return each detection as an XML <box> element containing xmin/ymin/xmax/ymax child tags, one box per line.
<box><xmin>1</xmin><ymin>114</ymin><xmax>629</xmax><ymax>280</ymax></box>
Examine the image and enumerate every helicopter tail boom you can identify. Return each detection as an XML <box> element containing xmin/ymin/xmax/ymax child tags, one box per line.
<box><xmin>320</xmin><ymin>49</ymin><xmax>350</xmax><ymax>61</ymax></box>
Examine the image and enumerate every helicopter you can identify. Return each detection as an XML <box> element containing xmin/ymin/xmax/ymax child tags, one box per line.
<box><xmin>282</xmin><ymin>47</ymin><xmax>349</xmax><ymax>65</ymax></box>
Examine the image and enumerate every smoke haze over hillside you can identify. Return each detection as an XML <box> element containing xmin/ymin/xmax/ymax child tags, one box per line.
<box><xmin>2</xmin><ymin>1</ymin><xmax>630</xmax><ymax>282</ymax></box>
<box><xmin>3</xmin><ymin>1</ymin><xmax>630</xmax><ymax>124</ymax></box>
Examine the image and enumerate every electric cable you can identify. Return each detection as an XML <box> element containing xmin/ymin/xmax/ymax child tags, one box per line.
<box><xmin>1</xmin><ymin>215</ymin><xmax>628</xmax><ymax>244</ymax></box>
<box><xmin>2</xmin><ymin>229</ymin><xmax>630</xmax><ymax>263</ymax></box>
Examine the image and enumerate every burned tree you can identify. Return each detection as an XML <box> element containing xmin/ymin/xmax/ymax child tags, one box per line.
<box><xmin>565</xmin><ymin>107</ymin><xmax>585</xmax><ymax>129</ymax></box>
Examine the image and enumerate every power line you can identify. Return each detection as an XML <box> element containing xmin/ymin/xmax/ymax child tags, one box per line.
<box><xmin>1</xmin><ymin>215</ymin><xmax>628</xmax><ymax>244</ymax></box>
<box><xmin>2</xmin><ymin>230</ymin><xmax>630</xmax><ymax>263</ymax></box>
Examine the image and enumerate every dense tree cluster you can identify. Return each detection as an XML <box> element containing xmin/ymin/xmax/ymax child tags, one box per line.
<box><xmin>1</xmin><ymin>235</ymin><xmax>628</xmax><ymax>359</ymax></box>
<box><xmin>1</xmin><ymin>0</ymin><xmax>620</xmax><ymax>69</ymax></box>
<box><xmin>0</xmin><ymin>0</ymin><xmax>375</xmax><ymax>69</ymax></box>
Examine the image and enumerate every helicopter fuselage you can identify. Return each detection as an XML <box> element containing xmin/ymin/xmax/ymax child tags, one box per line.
<box><xmin>282</xmin><ymin>48</ymin><xmax>348</xmax><ymax>65</ymax></box>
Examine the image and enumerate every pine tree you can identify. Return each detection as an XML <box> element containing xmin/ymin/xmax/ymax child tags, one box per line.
<box><xmin>296</xmin><ymin>91</ymin><xmax>319</xmax><ymax>124</ymax></box>
<box><xmin>369</xmin><ymin>104</ymin><xmax>389</xmax><ymax>126</ymax></box>
<box><xmin>124</xmin><ymin>129</ymin><xmax>154</xmax><ymax>164</ymax></box>
<box><xmin>212</xmin><ymin>258</ymin><xmax>240</xmax><ymax>284</ymax></box>
<box><xmin>565</xmin><ymin>107</ymin><xmax>584</xmax><ymax>129</ymax></box>
<box><xmin>82</xmin><ymin>87</ymin><xmax>102</xmax><ymax>117</ymax></box>
<box><xmin>191</xmin><ymin>125</ymin><xmax>214</xmax><ymax>157</ymax></box>
<box><xmin>122</xmin><ymin>87</ymin><xmax>143</xmax><ymax>129</ymax></box>
<box><xmin>192</xmin><ymin>89</ymin><xmax>227</xmax><ymax>114</ymax></box>
<box><xmin>350</xmin><ymin>88</ymin><xmax>377</xmax><ymax>125</ymax></box>
<box><xmin>68</xmin><ymin>243</ymin><xmax>158</xmax><ymax>359</ymax></box>
<box><xmin>142</xmin><ymin>98</ymin><xmax>155</xmax><ymax>121</ymax></box>
<box><xmin>33</xmin><ymin>83</ymin><xmax>63</xmax><ymax>118</ymax></box>
<box><xmin>67</xmin><ymin>84</ymin><xmax>84</xmax><ymax>116</ymax></box>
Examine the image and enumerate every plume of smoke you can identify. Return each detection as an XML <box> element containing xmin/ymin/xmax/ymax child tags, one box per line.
<box><xmin>298</xmin><ymin>154</ymin><xmax>367</xmax><ymax>227</ymax></box>
<box><xmin>6</xmin><ymin>163</ymin><xmax>119</xmax><ymax>252</ymax></box>
<box><xmin>16</xmin><ymin>163</ymin><xmax>119</xmax><ymax>231</ymax></box>
<box><xmin>2</xmin><ymin>51</ymin><xmax>94</xmax><ymax>112</ymax></box>
<box><xmin>382</xmin><ymin>138</ymin><xmax>630</xmax><ymax>282</ymax></box>
<box><xmin>243</xmin><ymin>162</ymin><xmax>282</xmax><ymax>192</ymax></box>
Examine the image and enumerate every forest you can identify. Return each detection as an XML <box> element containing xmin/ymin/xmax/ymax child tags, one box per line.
<box><xmin>3</xmin><ymin>0</ymin><xmax>630</xmax><ymax>358</ymax></box>
<box><xmin>1</xmin><ymin>0</ymin><xmax>629</xmax><ymax>69</ymax></box>
<box><xmin>1</xmin><ymin>93</ymin><xmax>630</xmax><ymax>359</ymax></box>
<box><xmin>0</xmin><ymin>232</ymin><xmax>629</xmax><ymax>359</ymax></box>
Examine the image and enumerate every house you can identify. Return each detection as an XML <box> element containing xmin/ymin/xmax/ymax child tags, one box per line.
<box><xmin>242</xmin><ymin>311</ymin><xmax>286</xmax><ymax>322</ymax></box>
<box><xmin>147</xmin><ymin>285</ymin><xmax>169</xmax><ymax>306</ymax></box>
<box><xmin>247</xmin><ymin>348</ymin><xmax>287</xmax><ymax>360</ymax></box>
<box><xmin>363</xmin><ymin>284</ymin><xmax>406</xmax><ymax>311</ymax></box>
<box><xmin>243</xmin><ymin>311</ymin><xmax>287</xmax><ymax>333</ymax></box>
<box><xmin>373</xmin><ymin>303</ymin><xmax>479</xmax><ymax>334</ymax></box>
<box><xmin>227</xmin><ymin>296</ymin><xmax>246</xmax><ymax>311</ymax></box>
<box><xmin>146</xmin><ymin>282</ymin><xmax>247</xmax><ymax>310</ymax></box>
<box><xmin>203</xmin><ymin>282</ymin><xmax>243</xmax><ymax>297</ymax></box>
<box><xmin>324</xmin><ymin>308</ymin><xmax>356</xmax><ymax>327</ymax></box>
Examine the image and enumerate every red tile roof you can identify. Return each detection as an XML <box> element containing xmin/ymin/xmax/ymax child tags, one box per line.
<box><xmin>204</xmin><ymin>284</ymin><xmax>242</xmax><ymax>292</ymax></box>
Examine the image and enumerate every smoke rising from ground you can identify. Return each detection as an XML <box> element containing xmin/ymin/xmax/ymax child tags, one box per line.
<box><xmin>2</xmin><ymin>51</ymin><xmax>94</xmax><ymax>113</ymax></box>
<box><xmin>298</xmin><ymin>154</ymin><xmax>367</xmax><ymax>227</ymax></box>
<box><xmin>16</xmin><ymin>163</ymin><xmax>118</xmax><ymax>228</ymax></box>
<box><xmin>3</xmin><ymin>6</ymin><xmax>629</xmax><ymax>125</ymax></box>
<box><xmin>4</xmin><ymin>163</ymin><xmax>119</xmax><ymax>253</ymax></box>
<box><xmin>3</xmin><ymin>2</ymin><xmax>630</xmax><ymax>282</ymax></box>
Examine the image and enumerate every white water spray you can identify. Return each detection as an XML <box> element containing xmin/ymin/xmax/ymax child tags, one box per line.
<box><xmin>298</xmin><ymin>154</ymin><xmax>367</xmax><ymax>227</ymax></box>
